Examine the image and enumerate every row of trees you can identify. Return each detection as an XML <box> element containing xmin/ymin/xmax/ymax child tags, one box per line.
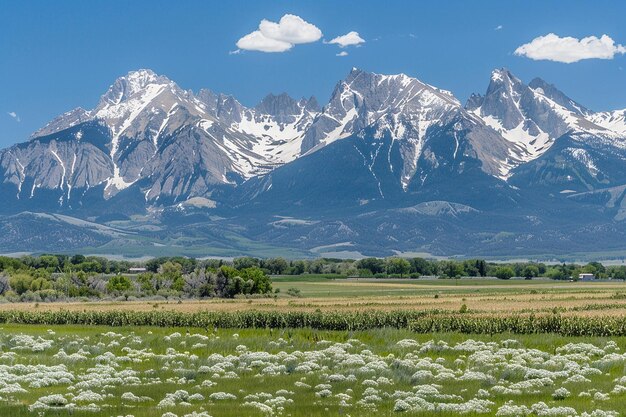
<box><xmin>3</xmin><ymin>254</ymin><xmax>626</xmax><ymax>280</ymax></box>
<box><xmin>354</xmin><ymin>258</ymin><xmax>626</xmax><ymax>280</ymax></box>
<box><xmin>1</xmin><ymin>254</ymin><xmax>136</xmax><ymax>275</ymax></box>
<box><xmin>0</xmin><ymin>261</ymin><xmax>272</xmax><ymax>302</ymax></box>
<box><xmin>224</xmin><ymin>257</ymin><xmax>626</xmax><ymax>280</ymax></box>
<box><xmin>1</xmin><ymin>255</ymin><xmax>625</xmax><ymax>303</ymax></box>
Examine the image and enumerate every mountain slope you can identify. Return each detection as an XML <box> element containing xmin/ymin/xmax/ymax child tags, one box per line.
<box><xmin>0</xmin><ymin>70</ymin><xmax>324</xmax><ymax>209</ymax></box>
<box><xmin>2</xmin><ymin>67</ymin><xmax>626</xmax><ymax>257</ymax></box>
<box><xmin>465</xmin><ymin>69</ymin><xmax>614</xmax><ymax>175</ymax></box>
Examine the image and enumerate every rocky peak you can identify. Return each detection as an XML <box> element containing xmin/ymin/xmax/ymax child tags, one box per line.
<box><xmin>255</xmin><ymin>93</ymin><xmax>301</xmax><ymax>117</ymax></box>
<box><xmin>464</xmin><ymin>93</ymin><xmax>484</xmax><ymax>112</ymax></box>
<box><xmin>195</xmin><ymin>89</ymin><xmax>218</xmax><ymax>113</ymax></box>
<box><xmin>303</xmin><ymin>96</ymin><xmax>320</xmax><ymax>112</ymax></box>
<box><xmin>31</xmin><ymin>107</ymin><xmax>92</xmax><ymax>139</ymax></box>
<box><xmin>476</xmin><ymin>68</ymin><xmax>527</xmax><ymax>129</ymax></box>
<box><xmin>528</xmin><ymin>77</ymin><xmax>588</xmax><ymax>115</ymax></box>
<box><xmin>97</xmin><ymin>69</ymin><xmax>173</xmax><ymax>107</ymax></box>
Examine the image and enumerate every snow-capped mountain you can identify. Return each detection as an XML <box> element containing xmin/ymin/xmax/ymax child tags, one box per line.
<box><xmin>0</xmin><ymin>70</ymin><xmax>324</xmax><ymax>207</ymax></box>
<box><xmin>465</xmin><ymin>69</ymin><xmax>620</xmax><ymax>177</ymax></box>
<box><xmin>301</xmin><ymin>68</ymin><xmax>460</xmax><ymax>153</ymax></box>
<box><xmin>295</xmin><ymin>68</ymin><xmax>519</xmax><ymax>189</ymax></box>
<box><xmin>301</xmin><ymin>68</ymin><xmax>464</xmax><ymax>187</ymax></box>
<box><xmin>3</xmin><ymin>67</ymin><xmax>626</xmax><ymax>209</ymax></box>
<box><xmin>3</xmin><ymin>67</ymin><xmax>626</xmax><ymax>257</ymax></box>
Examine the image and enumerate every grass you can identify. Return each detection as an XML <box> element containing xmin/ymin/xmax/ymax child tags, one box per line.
<box><xmin>2</xmin><ymin>278</ymin><xmax>625</xmax><ymax>318</ymax></box>
<box><xmin>2</xmin><ymin>278</ymin><xmax>626</xmax><ymax>416</ymax></box>
<box><xmin>1</xmin><ymin>324</ymin><xmax>626</xmax><ymax>416</ymax></box>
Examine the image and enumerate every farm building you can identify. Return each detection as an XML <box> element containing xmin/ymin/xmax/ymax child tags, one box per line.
<box><xmin>578</xmin><ymin>273</ymin><xmax>595</xmax><ymax>281</ymax></box>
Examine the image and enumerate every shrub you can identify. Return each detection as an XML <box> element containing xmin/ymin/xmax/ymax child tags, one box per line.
<box><xmin>9</xmin><ymin>274</ymin><xmax>34</xmax><ymax>295</ymax></box>
<box><xmin>286</xmin><ymin>287</ymin><xmax>302</xmax><ymax>298</ymax></box>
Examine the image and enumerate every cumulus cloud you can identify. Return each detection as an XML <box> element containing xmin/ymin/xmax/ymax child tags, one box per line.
<box><xmin>7</xmin><ymin>112</ymin><xmax>20</xmax><ymax>122</ymax></box>
<box><xmin>328</xmin><ymin>31</ymin><xmax>365</xmax><ymax>48</ymax></box>
<box><xmin>336</xmin><ymin>51</ymin><xmax>348</xmax><ymax>57</ymax></box>
<box><xmin>235</xmin><ymin>14</ymin><xmax>322</xmax><ymax>53</ymax></box>
<box><xmin>259</xmin><ymin>14</ymin><xmax>322</xmax><ymax>44</ymax></box>
<box><xmin>515</xmin><ymin>33</ymin><xmax>626</xmax><ymax>63</ymax></box>
<box><xmin>236</xmin><ymin>31</ymin><xmax>293</xmax><ymax>53</ymax></box>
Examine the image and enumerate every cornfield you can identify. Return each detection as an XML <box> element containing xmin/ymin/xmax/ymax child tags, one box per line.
<box><xmin>409</xmin><ymin>314</ymin><xmax>626</xmax><ymax>337</ymax></box>
<box><xmin>0</xmin><ymin>310</ymin><xmax>434</xmax><ymax>330</ymax></box>
<box><xmin>1</xmin><ymin>309</ymin><xmax>626</xmax><ymax>336</ymax></box>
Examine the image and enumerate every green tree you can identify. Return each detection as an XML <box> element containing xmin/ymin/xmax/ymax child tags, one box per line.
<box><xmin>475</xmin><ymin>260</ymin><xmax>488</xmax><ymax>277</ymax></box>
<box><xmin>38</xmin><ymin>255</ymin><xmax>60</xmax><ymax>271</ymax></box>
<box><xmin>357</xmin><ymin>258</ymin><xmax>386</xmax><ymax>275</ymax></box>
<box><xmin>30</xmin><ymin>277</ymin><xmax>52</xmax><ymax>291</ymax></box>
<box><xmin>546</xmin><ymin>265</ymin><xmax>569</xmax><ymax>280</ymax></box>
<box><xmin>158</xmin><ymin>262</ymin><xmax>184</xmax><ymax>291</ymax></box>
<box><xmin>462</xmin><ymin>260</ymin><xmax>479</xmax><ymax>277</ymax></box>
<box><xmin>106</xmin><ymin>275</ymin><xmax>133</xmax><ymax>293</ymax></box>
<box><xmin>263</xmin><ymin>258</ymin><xmax>289</xmax><ymax>275</ymax></box>
<box><xmin>136</xmin><ymin>272</ymin><xmax>157</xmax><ymax>294</ymax></box>
<box><xmin>9</xmin><ymin>273</ymin><xmax>33</xmax><ymax>295</ymax></box>
<box><xmin>70</xmin><ymin>254</ymin><xmax>86</xmax><ymax>265</ymax></box>
<box><xmin>234</xmin><ymin>257</ymin><xmax>260</xmax><ymax>270</ymax></box>
<box><xmin>522</xmin><ymin>265</ymin><xmax>540</xmax><ymax>280</ymax></box>
<box><xmin>239</xmin><ymin>267</ymin><xmax>272</xmax><ymax>294</ymax></box>
<box><xmin>440</xmin><ymin>261</ymin><xmax>464</xmax><ymax>278</ymax></box>
<box><xmin>386</xmin><ymin>258</ymin><xmax>411</xmax><ymax>278</ymax></box>
<box><xmin>409</xmin><ymin>258</ymin><xmax>435</xmax><ymax>276</ymax></box>
<box><xmin>494</xmin><ymin>266</ymin><xmax>514</xmax><ymax>280</ymax></box>
<box><xmin>612</xmin><ymin>266</ymin><xmax>626</xmax><ymax>280</ymax></box>
<box><xmin>290</xmin><ymin>260</ymin><xmax>306</xmax><ymax>275</ymax></box>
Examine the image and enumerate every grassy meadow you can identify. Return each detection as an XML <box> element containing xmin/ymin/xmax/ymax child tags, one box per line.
<box><xmin>1</xmin><ymin>277</ymin><xmax>626</xmax><ymax>416</ymax></box>
<box><xmin>1</xmin><ymin>324</ymin><xmax>626</xmax><ymax>416</ymax></box>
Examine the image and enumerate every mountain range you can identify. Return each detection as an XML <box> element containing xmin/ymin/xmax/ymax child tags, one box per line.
<box><xmin>2</xmin><ymin>67</ymin><xmax>626</xmax><ymax>259</ymax></box>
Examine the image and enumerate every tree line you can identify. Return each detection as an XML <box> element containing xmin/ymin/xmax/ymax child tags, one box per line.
<box><xmin>0</xmin><ymin>256</ymin><xmax>272</xmax><ymax>302</ymax></box>
<box><xmin>0</xmin><ymin>254</ymin><xmax>624</xmax><ymax>302</ymax></box>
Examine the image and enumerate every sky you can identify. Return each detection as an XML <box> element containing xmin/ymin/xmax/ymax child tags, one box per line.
<box><xmin>1</xmin><ymin>0</ymin><xmax>625</xmax><ymax>148</ymax></box>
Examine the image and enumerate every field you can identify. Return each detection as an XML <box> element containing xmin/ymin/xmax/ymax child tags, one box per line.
<box><xmin>1</xmin><ymin>325</ymin><xmax>626</xmax><ymax>417</ymax></box>
<box><xmin>2</xmin><ymin>277</ymin><xmax>626</xmax><ymax>416</ymax></box>
<box><xmin>1</xmin><ymin>277</ymin><xmax>625</xmax><ymax>318</ymax></box>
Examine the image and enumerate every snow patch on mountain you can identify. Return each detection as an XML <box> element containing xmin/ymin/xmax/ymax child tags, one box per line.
<box><xmin>589</xmin><ymin>109</ymin><xmax>626</xmax><ymax>136</ymax></box>
<box><xmin>566</xmin><ymin>148</ymin><xmax>599</xmax><ymax>176</ymax></box>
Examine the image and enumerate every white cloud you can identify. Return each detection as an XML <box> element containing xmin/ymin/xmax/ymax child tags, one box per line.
<box><xmin>328</xmin><ymin>31</ymin><xmax>365</xmax><ymax>48</ymax></box>
<box><xmin>336</xmin><ymin>51</ymin><xmax>348</xmax><ymax>57</ymax></box>
<box><xmin>259</xmin><ymin>14</ymin><xmax>322</xmax><ymax>44</ymax></box>
<box><xmin>235</xmin><ymin>14</ymin><xmax>322</xmax><ymax>53</ymax></box>
<box><xmin>515</xmin><ymin>33</ymin><xmax>626</xmax><ymax>63</ymax></box>
<box><xmin>495</xmin><ymin>25</ymin><xmax>503</xmax><ymax>31</ymax></box>
<box><xmin>7</xmin><ymin>112</ymin><xmax>20</xmax><ymax>122</ymax></box>
<box><xmin>236</xmin><ymin>31</ymin><xmax>293</xmax><ymax>53</ymax></box>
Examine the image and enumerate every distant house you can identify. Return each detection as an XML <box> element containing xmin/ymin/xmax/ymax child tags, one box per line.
<box><xmin>129</xmin><ymin>267</ymin><xmax>147</xmax><ymax>273</ymax></box>
<box><xmin>578</xmin><ymin>273</ymin><xmax>595</xmax><ymax>281</ymax></box>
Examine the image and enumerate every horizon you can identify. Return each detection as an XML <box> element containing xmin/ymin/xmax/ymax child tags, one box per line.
<box><xmin>1</xmin><ymin>0</ymin><xmax>625</xmax><ymax>148</ymax></box>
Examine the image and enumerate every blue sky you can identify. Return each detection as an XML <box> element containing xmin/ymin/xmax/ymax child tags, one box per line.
<box><xmin>1</xmin><ymin>0</ymin><xmax>625</xmax><ymax>147</ymax></box>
